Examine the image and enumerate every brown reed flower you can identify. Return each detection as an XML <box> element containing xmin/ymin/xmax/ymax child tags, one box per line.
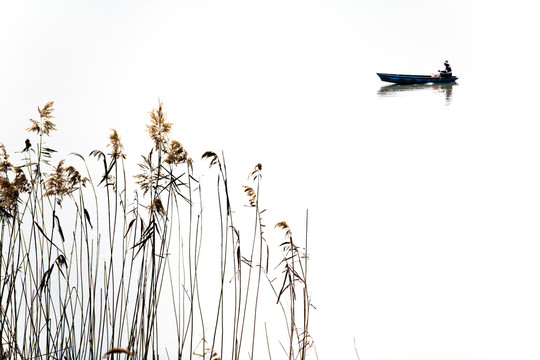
<box><xmin>0</xmin><ymin>144</ymin><xmax>13</xmax><ymax>174</ymax></box>
<box><xmin>164</xmin><ymin>139</ymin><xmax>191</xmax><ymax>166</ymax></box>
<box><xmin>45</xmin><ymin>160</ymin><xmax>87</xmax><ymax>205</ymax></box>
<box><xmin>0</xmin><ymin>178</ymin><xmax>17</xmax><ymax>212</ymax></box>
<box><xmin>249</xmin><ymin>163</ymin><xmax>262</xmax><ymax>181</ymax></box>
<box><xmin>147</xmin><ymin>100</ymin><xmax>172</xmax><ymax>150</ymax></box>
<box><xmin>242</xmin><ymin>185</ymin><xmax>256</xmax><ymax>206</ymax></box>
<box><xmin>67</xmin><ymin>165</ymin><xmax>87</xmax><ymax>188</ymax></box>
<box><xmin>108</xmin><ymin>129</ymin><xmax>125</xmax><ymax>159</ymax></box>
<box><xmin>26</xmin><ymin>119</ymin><xmax>41</xmax><ymax>134</ymax></box>
<box><xmin>27</xmin><ymin>101</ymin><xmax>56</xmax><ymax>136</ymax></box>
<box><xmin>149</xmin><ymin>197</ymin><xmax>165</xmax><ymax>215</ymax></box>
<box><xmin>45</xmin><ymin>160</ymin><xmax>69</xmax><ymax>203</ymax></box>
<box><xmin>201</xmin><ymin>151</ymin><xmax>221</xmax><ymax>169</ymax></box>
<box><xmin>134</xmin><ymin>151</ymin><xmax>156</xmax><ymax>195</ymax></box>
<box><xmin>275</xmin><ymin>221</ymin><xmax>292</xmax><ymax>239</ymax></box>
<box><xmin>38</xmin><ymin>101</ymin><xmax>55</xmax><ymax>120</ymax></box>
<box><xmin>0</xmin><ymin>166</ymin><xmax>29</xmax><ymax>213</ymax></box>
<box><xmin>13</xmin><ymin>167</ymin><xmax>30</xmax><ymax>191</ymax></box>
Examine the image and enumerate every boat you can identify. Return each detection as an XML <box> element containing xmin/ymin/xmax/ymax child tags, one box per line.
<box><xmin>376</xmin><ymin>73</ymin><xmax>458</xmax><ymax>84</ymax></box>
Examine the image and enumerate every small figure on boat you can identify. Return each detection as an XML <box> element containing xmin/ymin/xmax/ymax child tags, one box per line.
<box><xmin>377</xmin><ymin>64</ymin><xmax>458</xmax><ymax>84</ymax></box>
<box><xmin>438</xmin><ymin>60</ymin><xmax>452</xmax><ymax>78</ymax></box>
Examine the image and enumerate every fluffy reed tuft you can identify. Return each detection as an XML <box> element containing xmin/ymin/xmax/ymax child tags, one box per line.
<box><xmin>0</xmin><ymin>162</ymin><xmax>29</xmax><ymax>213</ymax></box>
<box><xmin>242</xmin><ymin>185</ymin><xmax>256</xmax><ymax>207</ymax></box>
<box><xmin>149</xmin><ymin>197</ymin><xmax>165</xmax><ymax>215</ymax></box>
<box><xmin>44</xmin><ymin>160</ymin><xmax>87</xmax><ymax>205</ymax></box>
<box><xmin>108</xmin><ymin>129</ymin><xmax>125</xmax><ymax>159</ymax></box>
<box><xmin>201</xmin><ymin>151</ymin><xmax>221</xmax><ymax>169</ymax></box>
<box><xmin>275</xmin><ymin>221</ymin><xmax>292</xmax><ymax>239</ymax></box>
<box><xmin>147</xmin><ymin>100</ymin><xmax>172</xmax><ymax>150</ymax></box>
<box><xmin>165</xmin><ymin>139</ymin><xmax>192</xmax><ymax>167</ymax></box>
<box><xmin>0</xmin><ymin>143</ymin><xmax>11</xmax><ymax>171</ymax></box>
<box><xmin>134</xmin><ymin>151</ymin><xmax>156</xmax><ymax>195</ymax></box>
<box><xmin>27</xmin><ymin>101</ymin><xmax>56</xmax><ymax>136</ymax></box>
<box><xmin>249</xmin><ymin>163</ymin><xmax>262</xmax><ymax>180</ymax></box>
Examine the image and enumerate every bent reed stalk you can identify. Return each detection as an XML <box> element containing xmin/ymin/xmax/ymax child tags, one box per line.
<box><xmin>0</xmin><ymin>101</ymin><xmax>314</xmax><ymax>360</ymax></box>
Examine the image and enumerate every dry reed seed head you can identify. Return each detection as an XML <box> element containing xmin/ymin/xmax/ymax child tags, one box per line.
<box><xmin>201</xmin><ymin>151</ymin><xmax>220</xmax><ymax>168</ymax></box>
<box><xmin>108</xmin><ymin>129</ymin><xmax>125</xmax><ymax>159</ymax></box>
<box><xmin>45</xmin><ymin>160</ymin><xmax>85</xmax><ymax>205</ymax></box>
<box><xmin>0</xmin><ymin>160</ymin><xmax>13</xmax><ymax>174</ymax></box>
<box><xmin>45</xmin><ymin>160</ymin><xmax>68</xmax><ymax>202</ymax></box>
<box><xmin>275</xmin><ymin>221</ymin><xmax>293</xmax><ymax>239</ymax></box>
<box><xmin>164</xmin><ymin>139</ymin><xmax>190</xmax><ymax>165</ymax></box>
<box><xmin>41</xmin><ymin>119</ymin><xmax>57</xmax><ymax>136</ymax></box>
<box><xmin>27</xmin><ymin>101</ymin><xmax>57</xmax><ymax>136</ymax></box>
<box><xmin>242</xmin><ymin>185</ymin><xmax>256</xmax><ymax>206</ymax></box>
<box><xmin>0</xmin><ymin>178</ymin><xmax>17</xmax><ymax>211</ymax></box>
<box><xmin>149</xmin><ymin>197</ymin><xmax>165</xmax><ymax>215</ymax></box>
<box><xmin>13</xmin><ymin>170</ymin><xmax>30</xmax><ymax>193</ymax></box>
<box><xmin>65</xmin><ymin>165</ymin><xmax>88</xmax><ymax>188</ymax></box>
<box><xmin>134</xmin><ymin>153</ymin><xmax>157</xmax><ymax>195</ymax></box>
<box><xmin>147</xmin><ymin>100</ymin><xmax>173</xmax><ymax>150</ymax></box>
<box><xmin>249</xmin><ymin>162</ymin><xmax>263</xmax><ymax>180</ymax></box>
<box><xmin>38</xmin><ymin>101</ymin><xmax>55</xmax><ymax>120</ymax></box>
<box><xmin>26</xmin><ymin>119</ymin><xmax>41</xmax><ymax>134</ymax></box>
<box><xmin>0</xmin><ymin>144</ymin><xmax>13</xmax><ymax>173</ymax></box>
<box><xmin>0</xmin><ymin>143</ymin><xmax>8</xmax><ymax>161</ymax></box>
<box><xmin>134</xmin><ymin>173</ymin><xmax>151</xmax><ymax>195</ymax></box>
<box><xmin>0</xmin><ymin>166</ymin><xmax>30</xmax><ymax>212</ymax></box>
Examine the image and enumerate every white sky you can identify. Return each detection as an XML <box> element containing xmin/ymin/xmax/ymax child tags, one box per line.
<box><xmin>1</xmin><ymin>0</ymin><xmax>540</xmax><ymax>359</ymax></box>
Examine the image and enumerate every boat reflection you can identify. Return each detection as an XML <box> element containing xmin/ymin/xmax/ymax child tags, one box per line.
<box><xmin>377</xmin><ymin>82</ymin><xmax>457</xmax><ymax>104</ymax></box>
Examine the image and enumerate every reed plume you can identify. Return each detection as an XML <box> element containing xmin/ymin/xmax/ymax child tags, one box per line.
<box><xmin>108</xmin><ymin>128</ymin><xmax>125</xmax><ymax>159</ymax></box>
<box><xmin>44</xmin><ymin>159</ymin><xmax>87</xmax><ymax>205</ymax></box>
<box><xmin>242</xmin><ymin>186</ymin><xmax>256</xmax><ymax>207</ymax></box>
<box><xmin>0</xmin><ymin>168</ymin><xmax>28</xmax><ymax>212</ymax></box>
<box><xmin>147</xmin><ymin>99</ymin><xmax>172</xmax><ymax>150</ymax></box>
<box><xmin>27</xmin><ymin>101</ymin><xmax>56</xmax><ymax>136</ymax></box>
<box><xmin>165</xmin><ymin>139</ymin><xmax>192</xmax><ymax>167</ymax></box>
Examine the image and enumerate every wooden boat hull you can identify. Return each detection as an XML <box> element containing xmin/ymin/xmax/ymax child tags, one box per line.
<box><xmin>377</xmin><ymin>73</ymin><xmax>458</xmax><ymax>84</ymax></box>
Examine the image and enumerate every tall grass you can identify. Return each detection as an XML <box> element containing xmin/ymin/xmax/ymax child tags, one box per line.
<box><xmin>0</xmin><ymin>101</ymin><xmax>313</xmax><ymax>360</ymax></box>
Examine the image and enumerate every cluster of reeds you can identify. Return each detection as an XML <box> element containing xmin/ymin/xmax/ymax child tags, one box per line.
<box><xmin>0</xmin><ymin>101</ymin><xmax>313</xmax><ymax>360</ymax></box>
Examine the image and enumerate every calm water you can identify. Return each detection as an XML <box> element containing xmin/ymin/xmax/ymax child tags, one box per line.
<box><xmin>377</xmin><ymin>82</ymin><xmax>457</xmax><ymax>104</ymax></box>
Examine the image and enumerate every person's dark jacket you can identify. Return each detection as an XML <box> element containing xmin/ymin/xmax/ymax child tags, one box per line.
<box><xmin>439</xmin><ymin>63</ymin><xmax>452</xmax><ymax>78</ymax></box>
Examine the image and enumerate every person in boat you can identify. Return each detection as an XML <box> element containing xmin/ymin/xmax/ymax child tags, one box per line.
<box><xmin>438</xmin><ymin>60</ymin><xmax>452</xmax><ymax>78</ymax></box>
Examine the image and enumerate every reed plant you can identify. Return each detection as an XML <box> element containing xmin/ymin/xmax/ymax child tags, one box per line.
<box><xmin>0</xmin><ymin>101</ymin><xmax>314</xmax><ymax>360</ymax></box>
